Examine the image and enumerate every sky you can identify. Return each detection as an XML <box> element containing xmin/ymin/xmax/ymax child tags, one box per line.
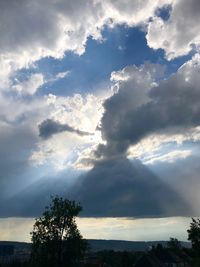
<box><xmin>0</xmin><ymin>0</ymin><xmax>200</xmax><ymax>242</ymax></box>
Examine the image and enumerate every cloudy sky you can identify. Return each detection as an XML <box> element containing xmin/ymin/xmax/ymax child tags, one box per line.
<box><xmin>1</xmin><ymin>0</ymin><xmax>200</xmax><ymax>242</ymax></box>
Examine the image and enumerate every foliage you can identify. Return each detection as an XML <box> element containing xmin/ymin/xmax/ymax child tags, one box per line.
<box><xmin>187</xmin><ymin>218</ymin><xmax>200</xmax><ymax>266</ymax></box>
<box><xmin>167</xmin><ymin>237</ymin><xmax>181</xmax><ymax>251</ymax></box>
<box><xmin>30</xmin><ymin>196</ymin><xmax>87</xmax><ymax>267</ymax></box>
<box><xmin>187</xmin><ymin>218</ymin><xmax>200</xmax><ymax>253</ymax></box>
<box><xmin>96</xmin><ymin>250</ymin><xmax>137</xmax><ymax>267</ymax></box>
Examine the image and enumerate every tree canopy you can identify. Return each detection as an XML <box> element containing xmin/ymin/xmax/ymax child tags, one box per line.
<box><xmin>167</xmin><ymin>237</ymin><xmax>181</xmax><ymax>251</ymax></box>
<box><xmin>187</xmin><ymin>218</ymin><xmax>200</xmax><ymax>253</ymax></box>
<box><xmin>30</xmin><ymin>196</ymin><xmax>87</xmax><ymax>267</ymax></box>
<box><xmin>187</xmin><ymin>218</ymin><xmax>200</xmax><ymax>266</ymax></box>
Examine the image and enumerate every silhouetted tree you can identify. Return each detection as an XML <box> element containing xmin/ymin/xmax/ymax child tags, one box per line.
<box><xmin>167</xmin><ymin>237</ymin><xmax>181</xmax><ymax>251</ymax></box>
<box><xmin>30</xmin><ymin>196</ymin><xmax>87</xmax><ymax>267</ymax></box>
<box><xmin>187</xmin><ymin>218</ymin><xmax>200</xmax><ymax>266</ymax></box>
<box><xmin>155</xmin><ymin>243</ymin><xmax>164</xmax><ymax>251</ymax></box>
<box><xmin>188</xmin><ymin>218</ymin><xmax>200</xmax><ymax>252</ymax></box>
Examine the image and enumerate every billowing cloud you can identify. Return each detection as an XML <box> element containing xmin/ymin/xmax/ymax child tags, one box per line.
<box><xmin>96</xmin><ymin>54</ymin><xmax>200</xmax><ymax>159</ymax></box>
<box><xmin>39</xmin><ymin>119</ymin><xmax>92</xmax><ymax>139</ymax></box>
<box><xmin>71</xmin><ymin>56</ymin><xmax>200</xmax><ymax>218</ymax></box>
<box><xmin>0</xmin><ymin>0</ymin><xmax>170</xmax><ymax>89</ymax></box>
<box><xmin>95</xmin><ymin>63</ymin><xmax>163</xmax><ymax>158</ymax></box>
<box><xmin>1</xmin><ymin>0</ymin><xmax>199</xmax><ymax>92</ymax></box>
<box><xmin>147</xmin><ymin>0</ymin><xmax>200</xmax><ymax>59</ymax></box>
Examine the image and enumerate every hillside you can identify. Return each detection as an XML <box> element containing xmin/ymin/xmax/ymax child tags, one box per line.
<box><xmin>0</xmin><ymin>239</ymin><xmax>191</xmax><ymax>252</ymax></box>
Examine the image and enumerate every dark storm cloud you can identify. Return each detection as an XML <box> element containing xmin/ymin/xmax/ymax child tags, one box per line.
<box><xmin>70</xmin><ymin>157</ymin><xmax>192</xmax><ymax>217</ymax></box>
<box><xmin>70</xmin><ymin>60</ymin><xmax>200</xmax><ymax>218</ymax></box>
<box><xmin>97</xmin><ymin>59</ymin><xmax>200</xmax><ymax>158</ymax></box>
<box><xmin>0</xmin><ymin>157</ymin><xmax>193</xmax><ymax>218</ymax></box>
<box><xmin>39</xmin><ymin>119</ymin><xmax>92</xmax><ymax>139</ymax></box>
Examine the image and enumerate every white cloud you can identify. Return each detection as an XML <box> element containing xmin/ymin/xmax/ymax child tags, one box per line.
<box><xmin>144</xmin><ymin>150</ymin><xmax>192</xmax><ymax>165</ymax></box>
<box><xmin>46</xmin><ymin>71</ymin><xmax>70</xmax><ymax>84</ymax></box>
<box><xmin>1</xmin><ymin>0</ymin><xmax>199</xmax><ymax>88</ymax></box>
<box><xmin>0</xmin><ymin>0</ymin><xmax>171</xmax><ymax>87</ymax></box>
<box><xmin>102</xmin><ymin>0</ymin><xmax>171</xmax><ymax>27</ymax></box>
<box><xmin>55</xmin><ymin>71</ymin><xmax>70</xmax><ymax>79</ymax></box>
<box><xmin>13</xmin><ymin>73</ymin><xmax>44</xmax><ymax>95</ymax></box>
<box><xmin>147</xmin><ymin>0</ymin><xmax>200</xmax><ymax>59</ymax></box>
<box><xmin>44</xmin><ymin>93</ymin><xmax>104</xmax><ymax>133</ymax></box>
<box><xmin>128</xmin><ymin>126</ymin><xmax>200</xmax><ymax>160</ymax></box>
